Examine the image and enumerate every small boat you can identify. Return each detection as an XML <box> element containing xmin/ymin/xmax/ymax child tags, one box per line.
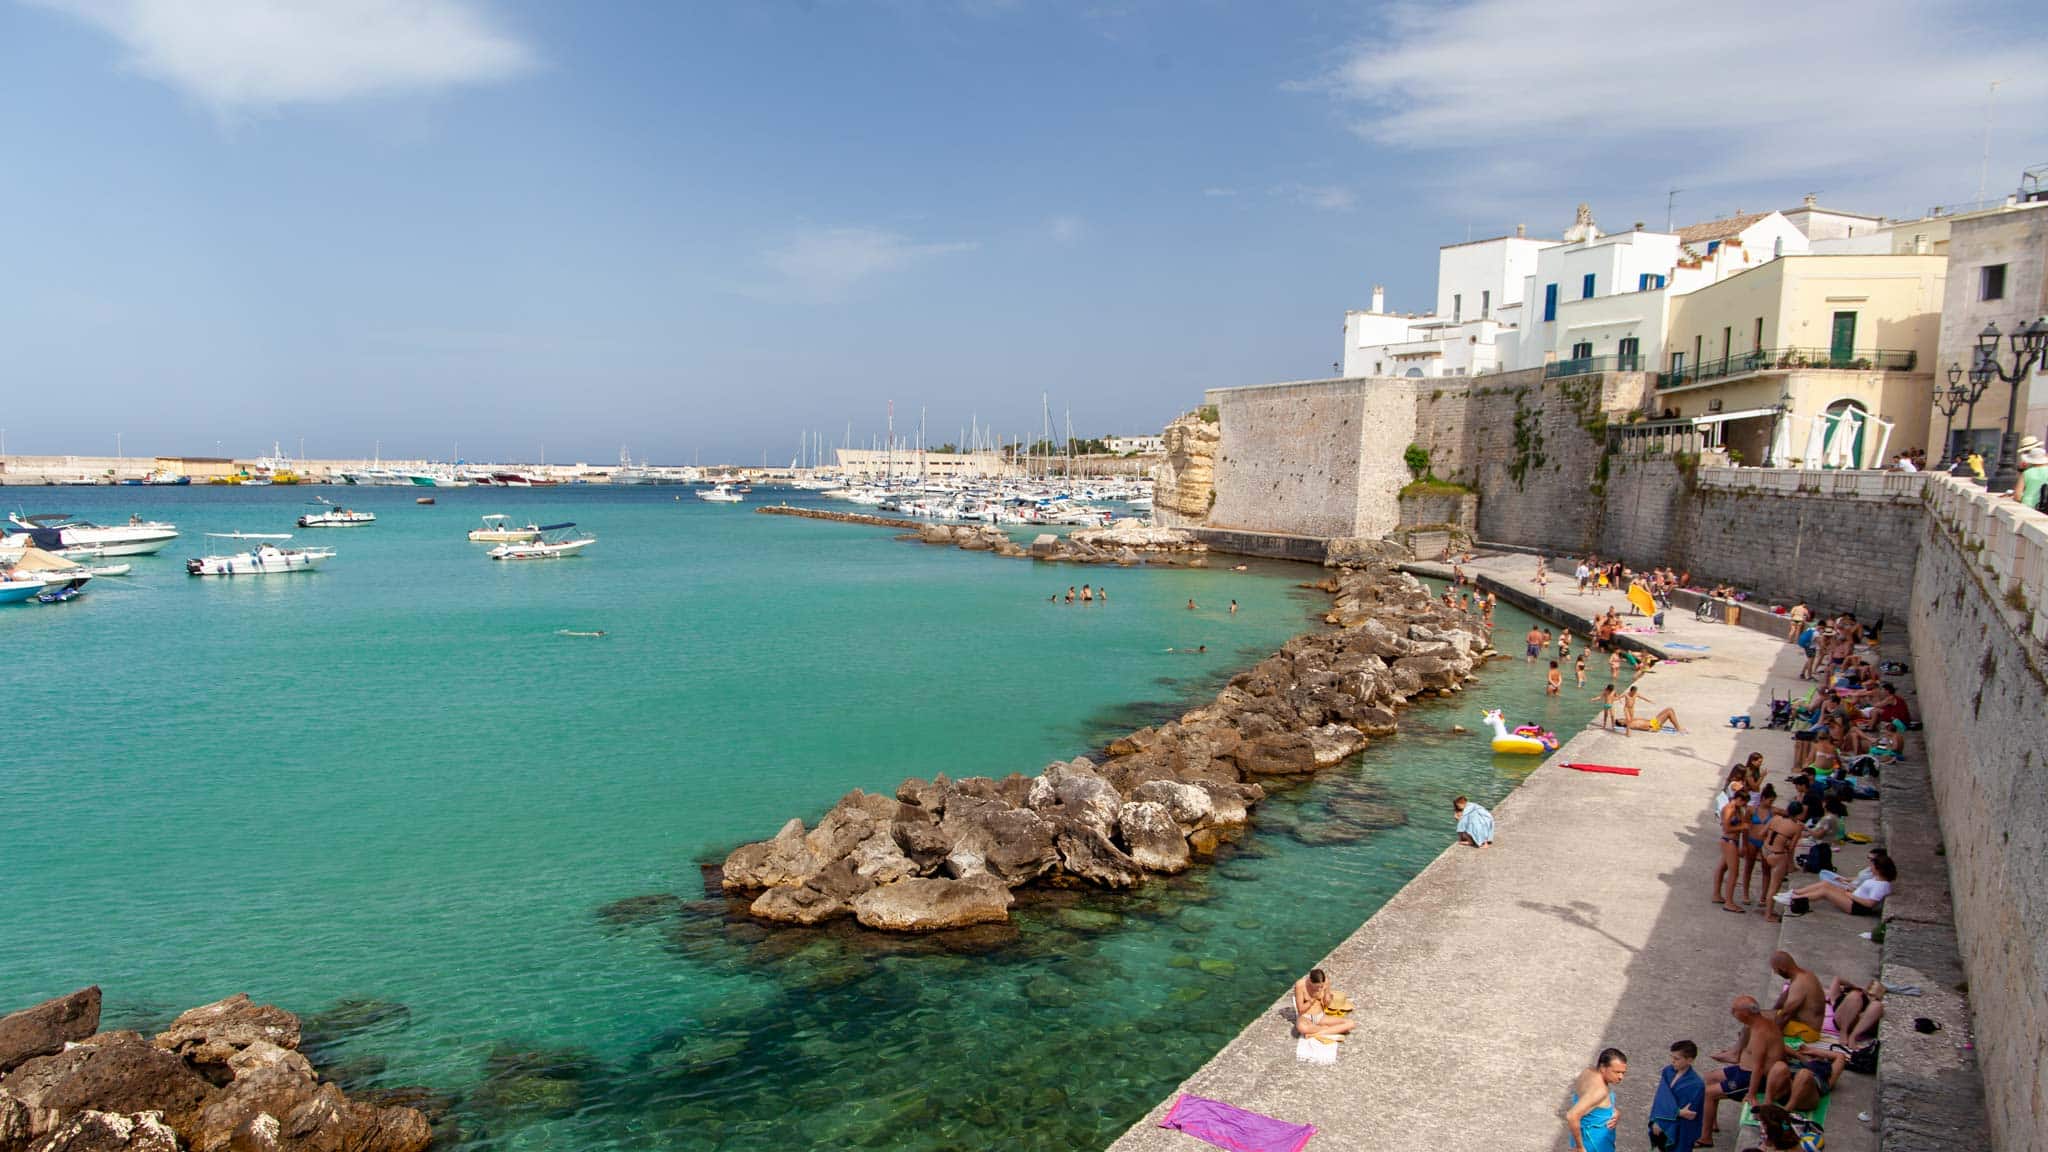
<box><xmin>697</xmin><ymin>484</ymin><xmax>744</xmax><ymax>503</ymax></box>
<box><xmin>187</xmin><ymin>535</ymin><xmax>334</xmax><ymax>576</ymax></box>
<box><xmin>488</xmin><ymin>523</ymin><xmax>594</xmax><ymax>560</ymax></box>
<box><xmin>82</xmin><ymin>563</ymin><xmax>132</xmax><ymax>577</ymax></box>
<box><xmin>297</xmin><ymin>500</ymin><xmax>376</xmax><ymax>528</ymax></box>
<box><xmin>36</xmin><ymin>579</ymin><xmax>88</xmax><ymax>603</ymax></box>
<box><xmin>416</xmin><ymin>497</ymin><xmax>436</xmax><ymax>505</ymax></box>
<box><xmin>468</xmin><ymin>514</ymin><xmax>543</xmax><ymax>543</ymax></box>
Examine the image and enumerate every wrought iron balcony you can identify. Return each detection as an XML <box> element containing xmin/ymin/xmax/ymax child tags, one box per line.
<box><xmin>1656</xmin><ymin>347</ymin><xmax>1917</xmax><ymax>390</ymax></box>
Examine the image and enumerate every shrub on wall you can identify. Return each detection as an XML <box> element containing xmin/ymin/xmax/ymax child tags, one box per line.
<box><xmin>1404</xmin><ymin>443</ymin><xmax>1431</xmax><ymax>479</ymax></box>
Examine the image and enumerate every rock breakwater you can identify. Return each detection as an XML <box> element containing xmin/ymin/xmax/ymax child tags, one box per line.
<box><xmin>0</xmin><ymin>989</ymin><xmax>432</xmax><ymax>1152</ymax></box>
<box><xmin>719</xmin><ymin>565</ymin><xmax>1490</xmax><ymax>932</ymax></box>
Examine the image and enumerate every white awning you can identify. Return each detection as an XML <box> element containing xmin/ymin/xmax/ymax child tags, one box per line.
<box><xmin>1688</xmin><ymin>407</ymin><xmax>1781</xmax><ymax>427</ymax></box>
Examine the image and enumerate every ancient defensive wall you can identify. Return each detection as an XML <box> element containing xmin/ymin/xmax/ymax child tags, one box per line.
<box><xmin>1150</xmin><ymin>370</ymin><xmax>2046</xmax><ymax>1148</ymax></box>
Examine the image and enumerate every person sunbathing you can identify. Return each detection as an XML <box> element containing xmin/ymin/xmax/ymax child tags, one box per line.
<box><xmin>1780</xmin><ymin>855</ymin><xmax>1895</xmax><ymax>917</ymax></box>
<box><xmin>1763</xmin><ymin>1047</ymin><xmax>1850</xmax><ymax>1112</ymax></box>
<box><xmin>1292</xmin><ymin>969</ymin><xmax>1355</xmax><ymax>1039</ymax></box>
<box><xmin>1824</xmin><ymin>978</ymin><xmax>1885</xmax><ymax>1044</ymax></box>
<box><xmin>1623</xmin><ymin>707</ymin><xmax>1687</xmax><ymax>733</ymax></box>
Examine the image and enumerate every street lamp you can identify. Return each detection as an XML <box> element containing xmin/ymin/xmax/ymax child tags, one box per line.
<box><xmin>1976</xmin><ymin>317</ymin><xmax>2048</xmax><ymax>491</ymax></box>
<box><xmin>1939</xmin><ymin>362</ymin><xmax>1989</xmax><ymax>468</ymax></box>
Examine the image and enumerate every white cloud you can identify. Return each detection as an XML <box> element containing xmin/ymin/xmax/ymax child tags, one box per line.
<box><xmin>1276</xmin><ymin>183</ymin><xmax>1355</xmax><ymax>212</ymax></box>
<box><xmin>30</xmin><ymin>0</ymin><xmax>535</xmax><ymax>111</ymax></box>
<box><xmin>762</xmin><ymin>227</ymin><xmax>976</xmax><ymax>298</ymax></box>
<box><xmin>1314</xmin><ymin>0</ymin><xmax>2048</xmax><ymax>211</ymax></box>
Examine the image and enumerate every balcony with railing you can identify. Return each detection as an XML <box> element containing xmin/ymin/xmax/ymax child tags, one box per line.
<box><xmin>1543</xmin><ymin>352</ymin><xmax>1648</xmax><ymax>379</ymax></box>
<box><xmin>1656</xmin><ymin>346</ymin><xmax>1917</xmax><ymax>390</ymax></box>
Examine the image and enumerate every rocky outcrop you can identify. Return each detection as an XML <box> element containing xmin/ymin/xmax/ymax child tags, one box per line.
<box><xmin>713</xmin><ymin>564</ymin><xmax>1491</xmax><ymax>932</ymax></box>
<box><xmin>0</xmin><ymin>987</ymin><xmax>101</xmax><ymax>1075</ymax></box>
<box><xmin>850</xmin><ymin>875</ymin><xmax>1013</xmax><ymax>931</ymax></box>
<box><xmin>1066</xmin><ymin>521</ymin><xmax>1201</xmax><ymax>552</ymax></box>
<box><xmin>0</xmin><ymin>991</ymin><xmax>431</xmax><ymax>1152</ymax></box>
<box><xmin>1153</xmin><ymin>410</ymin><xmax>1220</xmax><ymax>527</ymax></box>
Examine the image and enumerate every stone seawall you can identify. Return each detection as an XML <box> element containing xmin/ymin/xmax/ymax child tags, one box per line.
<box><xmin>1203</xmin><ymin>377</ymin><xmax>1416</xmax><ymax>539</ymax></box>
<box><xmin>1908</xmin><ymin>483</ymin><xmax>2048</xmax><ymax>1152</ymax></box>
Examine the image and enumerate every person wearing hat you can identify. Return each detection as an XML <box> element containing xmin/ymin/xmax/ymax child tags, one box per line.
<box><xmin>2011</xmin><ymin>434</ymin><xmax>2048</xmax><ymax>509</ymax></box>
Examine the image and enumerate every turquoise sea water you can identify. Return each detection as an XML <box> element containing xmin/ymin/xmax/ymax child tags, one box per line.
<box><xmin>2</xmin><ymin>486</ymin><xmax>1595</xmax><ymax>1150</ymax></box>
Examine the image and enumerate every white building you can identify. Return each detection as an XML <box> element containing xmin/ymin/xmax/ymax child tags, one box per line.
<box><xmin>1104</xmin><ymin>435</ymin><xmax>1166</xmax><ymax>455</ymax></box>
<box><xmin>1341</xmin><ymin>230</ymin><xmax>1556</xmax><ymax>378</ymax></box>
<box><xmin>1781</xmin><ymin>194</ymin><xmax>1888</xmax><ymax>243</ymax></box>
<box><xmin>1509</xmin><ymin>206</ymin><xmax>1811</xmax><ymax>373</ymax></box>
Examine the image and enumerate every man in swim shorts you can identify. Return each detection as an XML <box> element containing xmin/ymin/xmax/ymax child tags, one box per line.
<box><xmin>1698</xmin><ymin>996</ymin><xmax>1787</xmax><ymax>1147</ymax></box>
<box><xmin>1526</xmin><ymin>626</ymin><xmax>1543</xmax><ymax>663</ymax></box>
<box><xmin>1768</xmin><ymin>952</ymin><xmax>1825</xmax><ymax>1042</ymax></box>
<box><xmin>1763</xmin><ymin>1047</ymin><xmax>1849</xmax><ymax>1113</ymax></box>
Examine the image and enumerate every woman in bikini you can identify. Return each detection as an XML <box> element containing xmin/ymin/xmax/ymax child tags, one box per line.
<box><xmin>1714</xmin><ymin>780</ymin><xmax>1749</xmax><ymax>912</ymax></box>
<box><xmin>1758</xmin><ymin>800</ymin><xmax>1805</xmax><ymax>921</ymax></box>
<box><xmin>1292</xmin><ymin>968</ymin><xmax>1354</xmax><ymax>1039</ymax></box>
<box><xmin>1739</xmin><ymin>785</ymin><xmax>1777</xmax><ymax>906</ymax></box>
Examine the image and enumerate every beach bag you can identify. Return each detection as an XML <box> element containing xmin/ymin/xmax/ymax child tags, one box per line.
<box><xmin>1799</xmin><ymin>842</ymin><xmax>1834</xmax><ymax>875</ymax></box>
<box><xmin>1788</xmin><ymin>896</ymin><xmax>1812</xmax><ymax>915</ymax></box>
<box><xmin>1835</xmin><ymin>1039</ymin><xmax>1880</xmax><ymax>1075</ymax></box>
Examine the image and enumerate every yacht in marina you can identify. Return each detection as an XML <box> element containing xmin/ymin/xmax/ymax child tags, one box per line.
<box><xmin>6</xmin><ymin>512</ymin><xmax>180</xmax><ymax>556</ymax></box>
<box><xmin>697</xmin><ymin>484</ymin><xmax>744</xmax><ymax>503</ymax></box>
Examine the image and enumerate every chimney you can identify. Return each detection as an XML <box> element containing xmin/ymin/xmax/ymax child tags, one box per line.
<box><xmin>1803</xmin><ymin>193</ymin><xmax>1818</xmax><ymax>209</ymax></box>
<box><xmin>1633</xmin><ymin>221</ymin><xmax>1644</xmax><ymax>231</ymax></box>
<box><xmin>1371</xmin><ymin>284</ymin><xmax>1385</xmax><ymax>313</ymax></box>
<box><xmin>1515</xmin><ymin>223</ymin><xmax>1526</xmax><ymax>238</ymax></box>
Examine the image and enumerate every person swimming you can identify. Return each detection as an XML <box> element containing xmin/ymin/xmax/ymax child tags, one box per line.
<box><xmin>557</xmin><ymin>629</ymin><xmax>608</xmax><ymax>638</ymax></box>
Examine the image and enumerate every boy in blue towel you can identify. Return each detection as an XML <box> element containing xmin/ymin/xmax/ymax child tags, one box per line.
<box><xmin>1647</xmin><ymin>1040</ymin><xmax>1703</xmax><ymax>1151</ymax></box>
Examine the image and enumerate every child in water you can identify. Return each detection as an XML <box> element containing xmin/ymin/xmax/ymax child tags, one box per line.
<box><xmin>1546</xmin><ymin>660</ymin><xmax>1562</xmax><ymax>696</ymax></box>
<box><xmin>1574</xmin><ymin>654</ymin><xmax>1587</xmax><ymax>688</ymax></box>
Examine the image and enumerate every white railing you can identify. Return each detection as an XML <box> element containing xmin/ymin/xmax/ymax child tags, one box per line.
<box><xmin>1925</xmin><ymin>472</ymin><xmax>2048</xmax><ymax>644</ymax></box>
<box><xmin>1695</xmin><ymin>467</ymin><xmax>1931</xmax><ymax>501</ymax></box>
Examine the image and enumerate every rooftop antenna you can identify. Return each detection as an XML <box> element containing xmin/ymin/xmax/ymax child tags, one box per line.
<box><xmin>1979</xmin><ymin>80</ymin><xmax>2003</xmax><ymax>205</ymax></box>
<box><xmin>1665</xmin><ymin>187</ymin><xmax>1683</xmax><ymax>232</ymax></box>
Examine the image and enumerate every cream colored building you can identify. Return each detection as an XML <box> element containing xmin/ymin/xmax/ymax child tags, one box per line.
<box><xmin>1654</xmin><ymin>254</ymin><xmax>1945</xmax><ymax>466</ymax></box>
<box><xmin>831</xmin><ymin>449</ymin><xmax>1017</xmax><ymax>480</ymax></box>
<box><xmin>1931</xmin><ymin>199</ymin><xmax>2048</xmax><ymax>460</ymax></box>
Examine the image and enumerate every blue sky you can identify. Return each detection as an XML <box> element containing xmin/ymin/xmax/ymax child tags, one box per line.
<box><xmin>4</xmin><ymin>0</ymin><xmax>2044</xmax><ymax>464</ymax></box>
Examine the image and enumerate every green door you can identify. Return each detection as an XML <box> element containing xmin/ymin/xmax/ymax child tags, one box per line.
<box><xmin>1830</xmin><ymin>311</ymin><xmax>1857</xmax><ymax>366</ymax></box>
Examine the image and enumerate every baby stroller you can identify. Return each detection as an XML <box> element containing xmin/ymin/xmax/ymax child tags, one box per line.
<box><xmin>1765</xmin><ymin>693</ymin><xmax>1795</xmax><ymax>730</ymax></box>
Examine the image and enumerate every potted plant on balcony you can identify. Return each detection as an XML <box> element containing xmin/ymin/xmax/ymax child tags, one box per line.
<box><xmin>1850</xmin><ymin>357</ymin><xmax>1871</xmax><ymax>371</ymax></box>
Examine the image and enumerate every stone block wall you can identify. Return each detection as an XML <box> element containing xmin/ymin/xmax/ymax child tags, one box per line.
<box><xmin>1203</xmin><ymin>377</ymin><xmax>1416</xmax><ymax>539</ymax></box>
<box><xmin>1465</xmin><ymin>371</ymin><xmax>1648</xmax><ymax>553</ymax></box>
<box><xmin>1597</xmin><ymin>455</ymin><xmax>1689</xmax><ymax>565</ymax></box>
<box><xmin>1397</xmin><ymin>490</ymin><xmax>1477</xmax><ymax>534</ymax></box>
<box><xmin>1677</xmin><ymin>480</ymin><xmax>1924</xmax><ymax>624</ymax></box>
<box><xmin>1908</xmin><ymin>496</ymin><xmax>2048</xmax><ymax>1152</ymax></box>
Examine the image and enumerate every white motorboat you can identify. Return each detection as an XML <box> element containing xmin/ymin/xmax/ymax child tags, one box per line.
<box><xmin>697</xmin><ymin>484</ymin><xmax>744</xmax><ymax>503</ymax></box>
<box><xmin>7</xmin><ymin>512</ymin><xmax>179</xmax><ymax>556</ymax></box>
<box><xmin>187</xmin><ymin>536</ymin><xmax>334</xmax><ymax>576</ymax></box>
<box><xmin>298</xmin><ymin>499</ymin><xmax>376</xmax><ymax>528</ymax></box>
<box><xmin>468</xmin><ymin>514</ymin><xmax>542</xmax><ymax>543</ymax></box>
<box><xmin>0</xmin><ymin>577</ymin><xmax>45</xmax><ymax>605</ymax></box>
<box><xmin>487</xmin><ymin>522</ymin><xmax>594</xmax><ymax>560</ymax></box>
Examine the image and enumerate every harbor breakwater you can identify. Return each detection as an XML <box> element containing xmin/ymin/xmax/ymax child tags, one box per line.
<box><xmin>0</xmin><ymin>987</ymin><xmax>436</xmax><ymax>1152</ymax></box>
<box><xmin>718</xmin><ymin>565</ymin><xmax>1491</xmax><ymax>931</ymax></box>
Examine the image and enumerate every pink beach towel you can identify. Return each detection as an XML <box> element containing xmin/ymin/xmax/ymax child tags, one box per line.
<box><xmin>1158</xmin><ymin>1094</ymin><xmax>1316</xmax><ymax>1152</ymax></box>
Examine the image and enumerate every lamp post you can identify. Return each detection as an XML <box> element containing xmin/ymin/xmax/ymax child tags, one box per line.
<box><xmin>1939</xmin><ymin>363</ymin><xmax>1987</xmax><ymax>468</ymax></box>
<box><xmin>1975</xmin><ymin>317</ymin><xmax>2048</xmax><ymax>491</ymax></box>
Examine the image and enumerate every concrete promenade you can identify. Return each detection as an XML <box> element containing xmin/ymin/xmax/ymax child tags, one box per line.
<box><xmin>1112</xmin><ymin>554</ymin><xmax>1884</xmax><ymax>1152</ymax></box>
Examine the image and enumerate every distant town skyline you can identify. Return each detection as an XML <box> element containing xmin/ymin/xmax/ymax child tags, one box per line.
<box><xmin>4</xmin><ymin>0</ymin><xmax>2043</xmax><ymax>463</ymax></box>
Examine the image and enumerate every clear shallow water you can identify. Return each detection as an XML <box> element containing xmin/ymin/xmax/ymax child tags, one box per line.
<box><xmin>1</xmin><ymin>486</ymin><xmax>1593</xmax><ymax>1150</ymax></box>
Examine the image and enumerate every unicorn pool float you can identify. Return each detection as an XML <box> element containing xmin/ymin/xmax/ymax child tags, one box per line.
<box><xmin>1481</xmin><ymin>709</ymin><xmax>1560</xmax><ymax>755</ymax></box>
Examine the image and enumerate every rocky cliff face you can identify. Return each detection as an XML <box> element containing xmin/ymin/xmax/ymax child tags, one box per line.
<box><xmin>1152</xmin><ymin>411</ymin><xmax>1220</xmax><ymax>528</ymax></box>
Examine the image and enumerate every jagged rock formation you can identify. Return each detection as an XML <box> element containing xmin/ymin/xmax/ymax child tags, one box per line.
<box><xmin>1152</xmin><ymin>410</ymin><xmax>1220</xmax><ymax>527</ymax></box>
<box><xmin>0</xmin><ymin>991</ymin><xmax>431</xmax><ymax>1152</ymax></box>
<box><xmin>719</xmin><ymin>565</ymin><xmax>1491</xmax><ymax>931</ymax></box>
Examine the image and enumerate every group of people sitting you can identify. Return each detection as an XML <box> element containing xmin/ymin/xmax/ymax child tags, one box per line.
<box><xmin>1688</xmin><ymin>951</ymin><xmax>1889</xmax><ymax>1148</ymax></box>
